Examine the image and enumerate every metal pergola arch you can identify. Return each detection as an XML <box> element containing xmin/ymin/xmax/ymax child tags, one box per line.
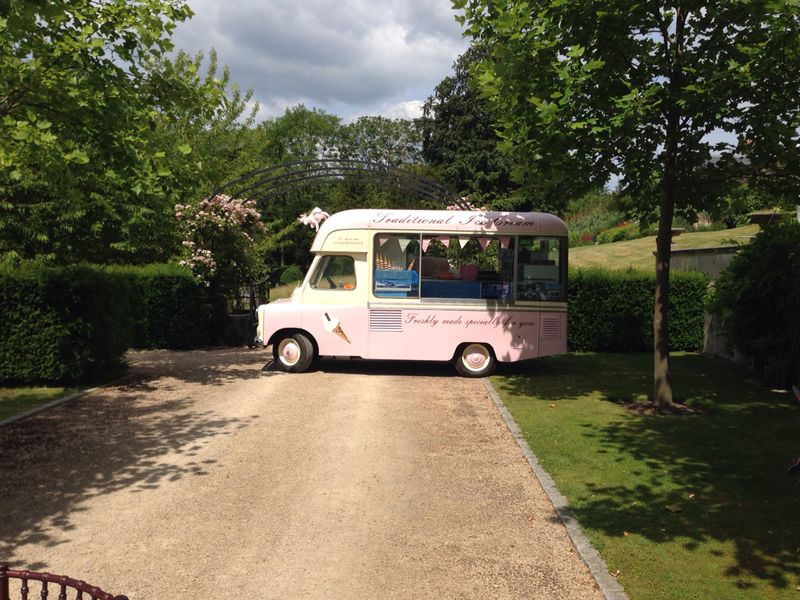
<box><xmin>209</xmin><ymin>158</ymin><xmax>469</xmax><ymax>210</ymax></box>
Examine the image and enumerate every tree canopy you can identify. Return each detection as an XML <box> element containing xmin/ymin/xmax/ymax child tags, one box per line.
<box><xmin>0</xmin><ymin>0</ymin><xmax>256</xmax><ymax>265</ymax></box>
<box><xmin>418</xmin><ymin>46</ymin><xmax>518</xmax><ymax>208</ymax></box>
<box><xmin>456</xmin><ymin>0</ymin><xmax>800</xmax><ymax>405</ymax></box>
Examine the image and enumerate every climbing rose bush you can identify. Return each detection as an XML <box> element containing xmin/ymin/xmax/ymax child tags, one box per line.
<box><xmin>175</xmin><ymin>195</ymin><xmax>264</xmax><ymax>293</ymax></box>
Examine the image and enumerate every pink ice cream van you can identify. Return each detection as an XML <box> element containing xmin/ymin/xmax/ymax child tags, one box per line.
<box><xmin>256</xmin><ymin>209</ymin><xmax>568</xmax><ymax>377</ymax></box>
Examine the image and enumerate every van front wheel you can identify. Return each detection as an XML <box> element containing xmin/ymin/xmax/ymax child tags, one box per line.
<box><xmin>454</xmin><ymin>343</ymin><xmax>495</xmax><ymax>377</ymax></box>
<box><xmin>273</xmin><ymin>332</ymin><xmax>315</xmax><ymax>373</ymax></box>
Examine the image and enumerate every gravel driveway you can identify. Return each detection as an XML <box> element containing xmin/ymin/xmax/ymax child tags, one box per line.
<box><xmin>0</xmin><ymin>349</ymin><xmax>602</xmax><ymax>599</ymax></box>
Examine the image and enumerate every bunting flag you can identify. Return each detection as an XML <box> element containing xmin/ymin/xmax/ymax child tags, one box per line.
<box><xmin>421</xmin><ymin>238</ymin><xmax>431</xmax><ymax>253</ymax></box>
<box><xmin>459</xmin><ymin>237</ymin><xmax>469</xmax><ymax>249</ymax></box>
<box><xmin>479</xmin><ymin>237</ymin><xmax>491</xmax><ymax>251</ymax></box>
<box><xmin>500</xmin><ymin>236</ymin><xmax>511</xmax><ymax>249</ymax></box>
<box><xmin>377</xmin><ymin>234</ymin><xmax>389</xmax><ymax>247</ymax></box>
<box><xmin>398</xmin><ymin>238</ymin><xmax>411</xmax><ymax>253</ymax></box>
<box><xmin>438</xmin><ymin>236</ymin><xmax>450</xmax><ymax>248</ymax></box>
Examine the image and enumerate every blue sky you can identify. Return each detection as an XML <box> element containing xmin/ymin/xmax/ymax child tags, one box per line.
<box><xmin>171</xmin><ymin>0</ymin><xmax>469</xmax><ymax>123</ymax></box>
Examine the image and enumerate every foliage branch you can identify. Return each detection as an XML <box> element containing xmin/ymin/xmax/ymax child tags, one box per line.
<box><xmin>455</xmin><ymin>0</ymin><xmax>800</xmax><ymax>406</ymax></box>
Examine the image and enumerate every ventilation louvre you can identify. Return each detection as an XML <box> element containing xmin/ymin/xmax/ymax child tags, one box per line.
<box><xmin>369</xmin><ymin>309</ymin><xmax>403</xmax><ymax>332</ymax></box>
<box><xmin>541</xmin><ymin>316</ymin><xmax>560</xmax><ymax>338</ymax></box>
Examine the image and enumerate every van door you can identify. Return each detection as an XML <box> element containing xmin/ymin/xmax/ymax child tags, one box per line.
<box><xmin>299</xmin><ymin>253</ymin><xmax>369</xmax><ymax>358</ymax></box>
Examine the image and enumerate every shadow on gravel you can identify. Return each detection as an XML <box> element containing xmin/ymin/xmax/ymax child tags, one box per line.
<box><xmin>0</xmin><ymin>348</ymin><xmax>265</xmax><ymax>570</ymax></box>
<box><xmin>308</xmin><ymin>357</ymin><xmax>540</xmax><ymax>378</ymax></box>
<box><xmin>313</xmin><ymin>358</ymin><xmax>455</xmax><ymax>377</ymax></box>
<box><xmin>0</xmin><ymin>347</ymin><xmax>494</xmax><ymax>570</ymax></box>
<box><xmin>123</xmin><ymin>347</ymin><xmax>269</xmax><ymax>387</ymax></box>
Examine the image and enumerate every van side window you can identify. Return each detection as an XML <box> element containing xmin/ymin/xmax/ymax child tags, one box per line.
<box><xmin>373</xmin><ymin>234</ymin><xmax>420</xmax><ymax>297</ymax></box>
<box><xmin>310</xmin><ymin>255</ymin><xmax>356</xmax><ymax>290</ymax></box>
<box><xmin>516</xmin><ymin>236</ymin><xmax>566</xmax><ymax>301</ymax></box>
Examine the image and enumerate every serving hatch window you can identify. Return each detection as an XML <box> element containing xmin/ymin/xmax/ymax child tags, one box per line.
<box><xmin>373</xmin><ymin>234</ymin><xmax>420</xmax><ymax>298</ymax></box>
<box><xmin>420</xmin><ymin>234</ymin><xmax>515</xmax><ymax>300</ymax></box>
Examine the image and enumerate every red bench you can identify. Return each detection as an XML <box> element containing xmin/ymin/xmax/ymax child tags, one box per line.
<box><xmin>0</xmin><ymin>563</ymin><xmax>127</xmax><ymax>600</ymax></box>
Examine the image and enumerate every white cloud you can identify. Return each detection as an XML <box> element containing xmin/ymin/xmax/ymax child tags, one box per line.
<box><xmin>172</xmin><ymin>0</ymin><xmax>468</xmax><ymax>122</ymax></box>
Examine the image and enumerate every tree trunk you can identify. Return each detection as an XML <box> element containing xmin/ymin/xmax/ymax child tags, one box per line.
<box><xmin>653</xmin><ymin>7</ymin><xmax>686</xmax><ymax>408</ymax></box>
<box><xmin>653</xmin><ymin>185</ymin><xmax>675</xmax><ymax>407</ymax></box>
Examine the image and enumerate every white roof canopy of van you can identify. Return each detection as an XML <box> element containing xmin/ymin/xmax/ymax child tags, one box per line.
<box><xmin>310</xmin><ymin>209</ymin><xmax>567</xmax><ymax>252</ymax></box>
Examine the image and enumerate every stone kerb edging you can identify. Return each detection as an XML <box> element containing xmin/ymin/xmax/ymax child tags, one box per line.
<box><xmin>483</xmin><ymin>378</ymin><xmax>629</xmax><ymax>600</ymax></box>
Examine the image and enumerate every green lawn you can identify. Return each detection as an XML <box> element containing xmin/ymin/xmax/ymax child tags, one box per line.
<box><xmin>570</xmin><ymin>225</ymin><xmax>759</xmax><ymax>270</ymax></box>
<box><xmin>493</xmin><ymin>353</ymin><xmax>800</xmax><ymax>600</ymax></box>
<box><xmin>0</xmin><ymin>386</ymin><xmax>75</xmax><ymax>421</ymax></box>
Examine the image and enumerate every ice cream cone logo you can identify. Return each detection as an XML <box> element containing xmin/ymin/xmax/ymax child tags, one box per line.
<box><xmin>324</xmin><ymin>312</ymin><xmax>351</xmax><ymax>344</ymax></box>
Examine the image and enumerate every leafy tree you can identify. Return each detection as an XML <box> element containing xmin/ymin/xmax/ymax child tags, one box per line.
<box><xmin>152</xmin><ymin>49</ymin><xmax>264</xmax><ymax>197</ymax></box>
<box><xmin>418</xmin><ymin>46</ymin><xmax>517</xmax><ymax>208</ymax></box>
<box><xmin>0</xmin><ymin>0</ymin><xmax>193</xmax><ymax>263</ymax></box>
<box><xmin>249</xmin><ymin>106</ymin><xmax>342</xmax><ymax>272</ymax></box>
<box><xmin>331</xmin><ymin>116</ymin><xmax>428</xmax><ymax>215</ymax></box>
<box><xmin>259</xmin><ymin>105</ymin><xmax>341</xmax><ymax>164</ymax></box>
<box><xmin>456</xmin><ymin>1</ymin><xmax>800</xmax><ymax>406</ymax></box>
<box><xmin>252</xmin><ymin>108</ymin><xmax>432</xmax><ymax>277</ymax></box>
<box><xmin>336</xmin><ymin>116</ymin><xmax>421</xmax><ymax>166</ymax></box>
<box><xmin>0</xmin><ymin>1</ymin><xmax>258</xmax><ymax>266</ymax></box>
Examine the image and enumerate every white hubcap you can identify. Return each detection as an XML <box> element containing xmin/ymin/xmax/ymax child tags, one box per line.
<box><xmin>462</xmin><ymin>344</ymin><xmax>489</xmax><ymax>373</ymax></box>
<box><xmin>278</xmin><ymin>339</ymin><xmax>301</xmax><ymax>366</ymax></box>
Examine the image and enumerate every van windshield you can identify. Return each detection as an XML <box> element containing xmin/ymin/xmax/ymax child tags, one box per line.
<box><xmin>310</xmin><ymin>255</ymin><xmax>357</xmax><ymax>290</ymax></box>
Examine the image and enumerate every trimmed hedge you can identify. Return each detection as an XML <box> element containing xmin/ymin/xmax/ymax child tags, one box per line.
<box><xmin>110</xmin><ymin>264</ymin><xmax>213</xmax><ymax>350</ymax></box>
<box><xmin>0</xmin><ymin>263</ymin><xmax>213</xmax><ymax>384</ymax></box>
<box><xmin>569</xmin><ymin>267</ymin><xmax>709</xmax><ymax>352</ymax></box>
<box><xmin>0</xmin><ymin>264</ymin><xmax>134</xmax><ymax>383</ymax></box>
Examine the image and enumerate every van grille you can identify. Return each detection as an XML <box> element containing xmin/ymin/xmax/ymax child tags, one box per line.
<box><xmin>369</xmin><ymin>309</ymin><xmax>403</xmax><ymax>332</ymax></box>
<box><xmin>541</xmin><ymin>316</ymin><xmax>560</xmax><ymax>338</ymax></box>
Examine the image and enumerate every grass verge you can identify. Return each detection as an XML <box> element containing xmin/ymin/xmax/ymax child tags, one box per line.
<box><xmin>493</xmin><ymin>353</ymin><xmax>800</xmax><ymax>600</ymax></box>
<box><xmin>0</xmin><ymin>387</ymin><xmax>76</xmax><ymax>422</ymax></box>
<box><xmin>269</xmin><ymin>282</ymin><xmax>300</xmax><ymax>301</ymax></box>
<box><xmin>570</xmin><ymin>224</ymin><xmax>759</xmax><ymax>270</ymax></box>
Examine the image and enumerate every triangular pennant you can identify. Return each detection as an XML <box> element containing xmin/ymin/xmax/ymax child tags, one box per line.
<box><xmin>421</xmin><ymin>238</ymin><xmax>431</xmax><ymax>253</ymax></box>
<box><xmin>459</xmin><ymin>237</ymin><xmax>469</xmax><ymax>249</ymax></box>
<box><xmin>398</xmin><ymin>238</ymin><xmax>411</xmax><ymax>253</ymax></box>
<box><xmin>500</xmin><ymin>236</ymin><xmax>511</xmax><ymax>249</ymax></box>
<box><xmin>377</xmin><ymin>234</ymin><xmax>389</xmax><ymax>247</ymax></box>
<box><xmin>479</xmin><ymin>238</ymin><xmax>491</xmax><ymax>251</ymax></box>
<box><xmin>438</xmin><ymin>236</ymin><xmax>450</xmax><ymax>248</ymax></box>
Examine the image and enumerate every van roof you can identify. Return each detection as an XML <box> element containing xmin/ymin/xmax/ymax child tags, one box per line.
<box><xmin>311</xmin><ymin>209</ymin><xmax>567</xmax><ymax>252</ymax></box>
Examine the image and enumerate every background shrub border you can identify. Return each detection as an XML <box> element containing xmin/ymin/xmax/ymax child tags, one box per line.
<box><xmin>1</xmin><ymin>262</ymin><xmax>710</xmax><ymax>384</ymax></box>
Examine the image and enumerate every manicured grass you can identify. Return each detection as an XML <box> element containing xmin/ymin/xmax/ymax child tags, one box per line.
<box><xmin>570</xmin><ymin>225</ymin><xmax>759</xmax><ymax>270</ymax></box>
<box><xmin>493</xmin><ymin>353</ymin><xmax>800</xmax><ymax>600</ymax></box>
<box><xmin>269</xmin><ymin>282</ymin><xmax>300</xmax><ymax>301</ymax></box>
<box><xmin>0</xmin><ymin>387</ymin><xmax>75</xmax><ymax>421</ymax></box>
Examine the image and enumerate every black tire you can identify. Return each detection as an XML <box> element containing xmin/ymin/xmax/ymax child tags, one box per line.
<box><xmin>453</xmin><ymin>343</ymin><xmax>496</xmax><ymax>377</ymax></box>
<box><xmin>272</xmin><ymin>332</ymin><xmax>315</xmax><ymax>373</ymax></box>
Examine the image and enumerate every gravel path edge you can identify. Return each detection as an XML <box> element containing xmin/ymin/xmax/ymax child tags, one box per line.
<box><xmin>483</xmin><ymin>378</ymin><xmax>629</xmax><ymax>600</ymax></box>
<box><xmin>0</xmin><ymin>387</ymin><xmax>100</xmax><ymax>428</ymax></box>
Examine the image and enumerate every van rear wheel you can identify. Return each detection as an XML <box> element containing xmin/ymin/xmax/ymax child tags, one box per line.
<box><xmin>273</xmin><ymin>332</ymin><xmax>315</xmax><ymax>373</ymax></box>
<box><xmin>454</xmin><ymin>343</ymin><xmax>495</xmax><ymax>377</ymax></box>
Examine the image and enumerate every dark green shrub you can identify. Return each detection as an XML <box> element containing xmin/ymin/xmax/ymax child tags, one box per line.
<box><xmin>569</xmin><ymin>267</ymin><xmax>708</xmax><ymax>352</ymax></box>
<box><xmin>709</xmin><ymin>222</ymin><xmax>800</xmax><ymax>386</ymax></box>
<box><xmin>0</xmin><ymin>264</ymin><xmax>134</xmax><ymax>383</ymax></box>
<box><xmin>109</xmin><ymin>264</ymin><xmax>212</xmax><ymax>350</ymax></box>
<box><xmin>279</xmin><ymin>264</ymin><xmax>304</xmax><ymax>285</ymax></box>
